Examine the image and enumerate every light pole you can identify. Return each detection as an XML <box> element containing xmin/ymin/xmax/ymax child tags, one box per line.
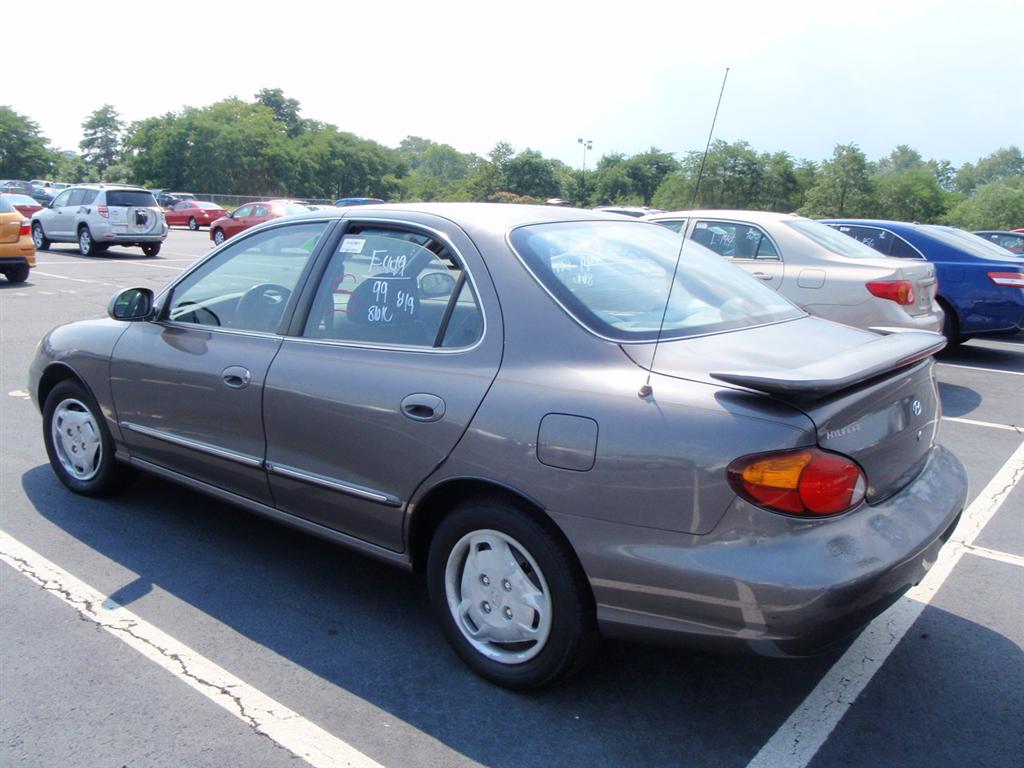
<box><xmin>577</xmin><ymin>137</ymin><xmax>593</xmax><ymax>173</ymax></box>
<box><xmin>577</xmin><ymin>138</ymin><xmax>593</xmax><ymax>206</ymax></box>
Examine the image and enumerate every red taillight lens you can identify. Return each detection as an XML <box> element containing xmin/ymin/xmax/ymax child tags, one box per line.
<box><xmin>728</xmin><ymin>448</ymin><xmax>867</xmax><ymax>517</ymax></box>
<box><xmin>988</xmin><ymin>271</ymin><xmax>1024</xmax><ymax>288</ymax></box>
<box><xmin>19</xmin><ymin>219</ymin><xmax>31</xmax><ymax>236</ymax></box>
<box><xmin>97</xmin><ymin>205</ymin><xmax>109</xmax><ymax>218</ymax></box>
<box><xmin>866</xmin><ymin>279</ymin><xmax>915</xmax><ymax>305</ymax></box>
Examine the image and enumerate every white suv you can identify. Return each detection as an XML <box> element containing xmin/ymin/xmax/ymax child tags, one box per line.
<box><xmin>31</xmin><ymin>185</ymin><xmax>167</xmax><ymax>256</ymax></box>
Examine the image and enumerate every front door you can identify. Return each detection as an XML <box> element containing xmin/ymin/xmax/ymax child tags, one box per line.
<box><xmin>109</xmin><ymin>220</ymin><xmax>331</xmax><ymax>504</ymax></box>
<box><xmin>263</xmin><ymin>221</ymin><xmax>502</xmax><ymax>551</ymax></box>
<box><xmin>690</xmin><ymin>219</ymin><xmax>785</xmax><ymax>290</ymax></box>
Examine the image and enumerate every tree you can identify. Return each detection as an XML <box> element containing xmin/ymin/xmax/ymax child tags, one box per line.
<box><xmin>256</xmin><ymin>88</ymin><xmax>305</xmax><ymax>137</ymax></box>
<box><xmin>875</xmin><ymin>144</ymin><xmax>925</xmax><ymax>175</ymax></box>
<box><xmin>0</xmin><ymin>106</ymin><xmax>57</xmax><ymax>178</ymax></box>
<box><xmin>504</xmin><ymin>149</ymin><xmax>562</xmax><ymax>199</ymax></box>
<box><xmin>945</xmin><ymin>177</ymin><xmax>1024</xmax><ymax>230</ymax></box>
<box><xmin>954</xmin><ymin>146</ymin><xmax>1024</xmax><ymax>195</ymax></box>
<box><xmin>799</xmin><ymin>144</ymin><xmax>876</xmax><ymax>218</ymax></box>
<box><xmin>623</xmin><ymin>147</ymin><xmax>679</xmax><ymax>205</ymax></box>
<box><xmin>873</xmin><ymin>167</ymin><xmax>948</xmax><ymax>222</ymax></box>
<box><xmin>80</xmin><ymin>104</ymin><xmax>124</xmax><ymax>176</ymax></box>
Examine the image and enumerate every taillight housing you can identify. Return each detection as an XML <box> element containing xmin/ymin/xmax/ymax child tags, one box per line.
<box><xmin>988</xmin><ymin>271</ymin><xmax>1024</xmax><ymax>288</ymax></box>
<box><xmin>97</xmin><ymin>205</ymin><xmax>109</xmax><ymax>218</ymax></box>
<box><xmin>727</xmin><ymin>448</ymin><xmax>867</xmax><ymax>517</ymax></box>
<box><xmin>19</xmin><ymin>219</ymin><xmax>31</xmax><ymax>236</ymax></box>
<box><xmin>866</xmin><ymin>279</ymin><xmax>915</xmax><ymax>305</ymax></box>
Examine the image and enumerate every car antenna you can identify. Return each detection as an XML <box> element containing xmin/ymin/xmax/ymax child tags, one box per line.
<box><xmin>640</xmin><ymin>66</ymin><xmax>729</xmax><ymax>399</ymax></box>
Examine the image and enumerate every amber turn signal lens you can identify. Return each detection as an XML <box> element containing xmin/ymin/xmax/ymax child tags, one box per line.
<box><xmin>728</xmin><ymin>448</ymin><xmax>866</xmax><ymax>516</ymax></box>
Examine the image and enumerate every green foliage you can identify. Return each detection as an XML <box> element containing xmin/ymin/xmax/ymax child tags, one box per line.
<box><xmin>255</xmin><ymin>88</ymin><xmax>305</xmax><ymax>137</ymax></box>
<box><xmin>80</xmin><ymin>104</ymin><xmax>123</xmax><ymax>175</ymax></box>
<box><xmin>504</xmin><ymin>149</ymin><xmax>562</xmax><ymax>199</ymax></box>
<box><xmin>873</xmin><ymin>166</ymin><xmax>948</xmax><ymax>222</ymax></box>
<box><xmin>954</xmin><ymin>146</ymin><xmax>1023</xmax><ymax>195</ymax></box>
<box><xmin>799</xmin><ymin>144</ymin><xmax>876</xmax><ymax>218</ymax></box>
<box><xmin>944</xmin><ymin>177</ymin><xmax>1024</xmax><ymax>230</ymax></box>
<box><xmin>0</xmin><ymin>106</ymin><xmax>57</xmax><ymax>178</ymax></box>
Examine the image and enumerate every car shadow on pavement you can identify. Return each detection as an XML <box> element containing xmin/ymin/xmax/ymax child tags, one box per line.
<box><xmin>937</xmin><ymin>382</ymin><xmax>984</xmax><ymax>418</ymax></box>
<box><xmin>37</xmin><ymin>245</ymin><xmax>160</xmax><ymax>261</ymax></box>
<box><xmin>19</xmin><ymin>464</ymin><xmax>1018</xmax><ymax>768</ymax></box>
<box><xmin>937</xmin><ymin>339</ymin><xmax>1024</xmax><ymax>372</ymax></box>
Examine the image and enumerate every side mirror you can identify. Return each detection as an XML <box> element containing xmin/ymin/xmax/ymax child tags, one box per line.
<box><xmin>108</xmin><ymin>287</ymin><xmax>155</xmax><ymax>321</ymax></box>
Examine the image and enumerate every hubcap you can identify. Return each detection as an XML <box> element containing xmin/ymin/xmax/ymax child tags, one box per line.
<box><xmin>189</xmin><ymin>218</ymin><xmax>197</xmax><ymax>230</ymax></box>
<box><xmin>33</xmin><ymin>225</ymin><xmax>44</xmax><ymax>248</ymax></box>
<box><xmin>51</xmin><ymin>398</ymin><xmax>102</xmax><ymax>481</ymax></box>
<box><xmin>79</xmin><ymin>230</ymin><xmax>90</xmax><ymax>253</ymax></box>
<box><xmin>214</xmin><ymin>231</ymin><xmax>224</xmax><ymax>244</ymax></box>
<box><xmin>444</xmin><ymin>529</ymin><xmax>553</xmax><ymax>664</ymax></box>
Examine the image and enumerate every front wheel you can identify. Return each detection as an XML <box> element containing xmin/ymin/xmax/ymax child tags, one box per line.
<box><xmin>42</xmin><ymin>380</ymin><xmax>132</xmax><ymax>496</ymax></box>
<box><xmin>426</xmin><ymin>498</ymin><xmax>597</xmax><ymax>689</ymax></box>
<box><xmin>212</xmin><ymin>228</ymin><xmax>226</xmax><ymax>246</ymax></box>
<box><xmin>142</xmin><ymin>243</ymin><xmax>161</xmax><ymax>257</ymax></box>
<box><xmin>32</xmin><ymin>222</ymin><xmax>50</xmax><ymax>250</ymax></box>
<box><xmin>78</xmin><ymin>226</ymin><xmax>96</xmax><ymax>256</ymax></box>
<box><xmin>188</xmin><ymin>217</ymin><xmax>199</xmax><ymax>230</ymax></box>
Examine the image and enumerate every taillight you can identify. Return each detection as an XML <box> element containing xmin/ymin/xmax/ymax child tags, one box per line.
<box><xmin>988</xmin><ymin>271</ymin><xmax>1024</xmax><ymax>288</ymax></box>
<box><xmin>866</xmin><ymin>279</ymin><xmax>915</xmax><ymax>305</ymax></box>
<box><xmin>19</xmin><ymin>219</ymin><xmax>31</xmax><ymax>236</ymax></box>
<box><xmin>97</xmin><ymin>205</ymin><xmax>109</xmax><ymax>218</ymax></box>
<box><xmin>727</xmin><ymin>448</ymin><xmax>867</xmax><ymax>517</ymax></box>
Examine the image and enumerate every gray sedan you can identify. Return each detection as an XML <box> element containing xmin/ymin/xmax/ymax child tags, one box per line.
<box><xmin>644</xmin><ymin>210</ymin><xmax>944</xmax><ymax>334</ymax></box>
<box><xmin>30</xmin><ymin>204</ymin><xmax>966</xmax><ymax>689</ymax></box>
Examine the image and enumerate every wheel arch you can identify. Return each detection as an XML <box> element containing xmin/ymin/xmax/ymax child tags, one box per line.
<box><xmin>37</xmin><ymin>362</ymin><xmax>98</xmax><ymax>415</ymax></box>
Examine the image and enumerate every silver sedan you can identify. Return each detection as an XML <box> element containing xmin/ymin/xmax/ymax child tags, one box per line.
<box><xmin>30</xmin><ymin>204</ymin><xmax>965</xmax><ymax>689</ymax></box>
<box><xmin>644</xmin><ymin>209</ymin><xmax>944</xmax><ymax>334</ymax></box>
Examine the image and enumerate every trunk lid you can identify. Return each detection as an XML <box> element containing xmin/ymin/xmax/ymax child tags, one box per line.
<box><xmin>621</xmin><ymin>317</ymin><xmax>945</xmax><ymax>503</ymax></box>
<box><xmin>0</xmin><ymin>212</ymin><xmax>23</xmax><ymax>244</ymax></box>
<box><xmin>105</xmin><ymin>190</ymin><xmax>163</xmax><ymax>235</ymax></box>
<box><xmin>859</xmin><ymin>256</ymin><xmax>937</xmax><ymax>317</ymax></box>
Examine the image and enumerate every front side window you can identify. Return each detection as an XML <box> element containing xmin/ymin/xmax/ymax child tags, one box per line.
<box><xmin>67</xmin><ymin>189</ymin><xmax>88</xmax><ymax>206</ymax></box>
<box><xmin>691</xmin><ymin>221</ymin><xmax>779</xmax><ymax>260</ymax></box>
<box><xmin>51</xmin><ymin>190</ymin><xmax>72</xmax><ymax>208</ymax></box>
<box><xmin>165</xmin><ymin>222</ymin><xmax>327</xmax><ymax>333</ymax></box>
<box><xmin>233</xmin><ymin>205</ymin><xmax>253</xmax><ymax>218</ymax></box>
<box><xmin>510</xmin><ymin>220</ymin><xmax>801</xmax><ymax>342</ymax></box>
<box><xmin>252</xmin><ymin>205</ymin><xmax>270</xmax><ymax>217</ymax></box>
<box><xmin>303</xmin><ymin>227</ymin><xmax>483</xmax><ymax>348</ymax></box>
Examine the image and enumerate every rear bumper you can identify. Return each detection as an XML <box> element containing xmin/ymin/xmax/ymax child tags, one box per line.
<box><xmin>552</xmin><ymin>444</ymin><xmax>967</xmax><ymax>656</ymax></box>
<box><xmin>0</xmin><ymin>245</ymin><xmax>36</xmax><ymax>268</ymax></box>
<box><xmin>91</xmin><ymin>221</ymin><xmax>167</xmax><ymax>243</ymax></box>
<box><xmin>804</xmin><ymin>298</ymin><xmax>944</xmax><ymax>334</ymax></box>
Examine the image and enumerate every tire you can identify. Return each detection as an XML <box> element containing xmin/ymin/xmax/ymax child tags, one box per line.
<box><xmin>3</xmin><ymin>264</ymin><xmax>30</xmax><ymax>283</ymax></box>
<box><xmin>426</xmin><ymin>497</ymin><xmax>597</xmax><ymax>689</ymax></box>
<box><xmin>188</xmin><ymin>217</ymin><xmax>199</xmax><ymax>231</ymax></box>
<box><xmin>78</xmin><ymin>226</ymin><xmax>96</xmax><ymax>256</ymax></box>
<box><xmin>938</xmin><ymin>298</ymin><xmax>962</xmax><ymax>348</ymax></box>
<box><xmin>212</xmin><ymin>228</ymin><xmax>226</xmax><ymax>246</ymax></box>
<box><xmin>32</xmin><ymin>221</ymin><xmax>50</xmax><ymax>250</ymax></box>
<box><xmin>42</xmin><ymin>380</ymin><xmax>132</xmax><ymax>496</ymax></box>
<box><xmin>142</xmin><ymin>243</ymin><xmax>161</xmax><ymax>257</ymax></box>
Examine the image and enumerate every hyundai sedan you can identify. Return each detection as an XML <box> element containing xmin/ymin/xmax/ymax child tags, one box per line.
<box><xmin>30</xmin><ymin>204</ymin><xmax>966</xmax><ymax>689</ymax></box>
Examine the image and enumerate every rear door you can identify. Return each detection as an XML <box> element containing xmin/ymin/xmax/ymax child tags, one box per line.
<box><xmin>105</xmin><ymin>189</ymin><xmax>162</xmax><ymax>236</ymax></box>
<box><xmin>0</xmin><ymin>197</ymin><xmax>22</xmax><ymax>244</ymax></box>
<box><xmin>263</xmin><ymin>219</ymin><xmax>502</xmax><ymax>551</ymax></box>
<box><xmin>690</xmin><ymin>219</ymin><xmax>785</xmax><ymax>289</ymax></box>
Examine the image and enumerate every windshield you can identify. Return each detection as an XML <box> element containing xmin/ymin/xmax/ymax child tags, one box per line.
<box><xmin>509</xmin><ymin>221</ymin><xmax>802</xmax><ymax>342</ymax></box>
<box><xmin>920</xmin><ymin>225</ymin><xmax>1024</xmax><ymax>262</ymax></box>
<box><xmin>788</xmin><ymin>219</ymin><xmax>887</xmax><ymax>258</ymax></box>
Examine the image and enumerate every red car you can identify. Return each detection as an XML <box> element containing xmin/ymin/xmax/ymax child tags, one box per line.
<box><xmin>0</xmin><ymin>193</ymin><xmax>43</xmax><ymax>218</ymax></box>
<box><xmin>165</xmin><ymin>200</ymin><xmax>228</xmax><ymax>230</ymax></box>
<box><xmin>209</xmin><ymin>200</ymin><xmax>311</xmax><ymax>245</ymax></box>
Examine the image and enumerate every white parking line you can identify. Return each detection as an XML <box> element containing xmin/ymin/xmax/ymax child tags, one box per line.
<box><xmin>0</xmin><ymin>530</ymin><xmax>385</xmax><ymax>768</ymax></box>
<box><xmin>38</xmin><ymin>258</ymin><xmax>196</xmax><ymax>265</ymax></box>
<box><xmin>30</xmin><ymin>271</ymin><xmax>123</xmax><ymax>288</ymax></box>
<box><xmin>937</xmin><ymin>362</ymin><xmax>1024</xmax><ymax>377</ymax></box>
<box><xmin>746</xmin><ymin>438</ymin><xmax>1024</xmax><ymax>768</ymax></box>
<box><xmin>943</xmin><ymin>416</ymin><xmax>1021</xmax><ymax>432</ymax></box>
<box><xmin>963</xmin><ymin>544</ymin><xmax>1024</xmax><ymax>568</ymax></box>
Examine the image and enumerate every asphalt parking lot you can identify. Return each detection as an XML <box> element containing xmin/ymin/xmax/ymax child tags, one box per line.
<box><xmin>2</xmin><ymin>228</ymin><xmax>1022</xmax><ymax>768</ymax></box>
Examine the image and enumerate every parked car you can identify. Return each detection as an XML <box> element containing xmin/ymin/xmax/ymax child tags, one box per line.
<box><xmin>0</xmin><ymin>195</ymin><xmax>36</xmax><ymax>282</ymax></box>
<box><xmin>644</xmin><ymin>210</ymin><xmax>943</xmax><ymax>334</ymax></box>
<box><xmin>1</xmin><ymin>192</ymin><xmax>44</xmax><ymax>218</ymax></box>
<box><xmin>594</xmin><ymin>205</ymin><xmax>664</xmax><ymax>218</ymax></box>
<box><xmin>164</xmin><ymin>200</ymin><xmax>228</xmax><ymax>230</ymax></box>
<box><xmin>334</xmin><ymin>197</ymin><xmax>385</xmax><ymax>206</ymax></box>
<box><xmin>31</xmin><ymin>185</ymin><xmax>167</xmax><ymax>257</ymax></box>
<box><xmin>30</xmin><ymin>204</ymin><xmax>966</xmax><ymax>689</ymax></box>
<box><xmin>208</xmin><ymin>200</ymin><xmax>310</xmax><ymax>245</ymax></box>
<box><xmin>973</xmin><ymin>230</ymin><xmax>1024</xmax><ymax>254</ymax></box>
<box><xmin>154</xmin><ymin>191</ymin><xmax>197</xmax><ymax>208</ymax></box>
<box><xmin>822</xmin><ymin>219</ymin><xmax>1024</xmax><ymax>344</ymax></box>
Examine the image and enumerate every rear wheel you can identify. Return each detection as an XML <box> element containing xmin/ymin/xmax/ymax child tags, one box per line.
<box><xmin>3</xmin><ymin>264</ymin><xmax>30</xmax><ymax>283</ymax></box>
<box><xmin>32</xmin><ymin>222</ymin><xmax>50</xmax><ymax>250</ymax></box>
<box><xmin>142</xmin><ymin>243</ymin><xmax>161</xmax><ymax>257</ymax></box>
<box><xmin>212</xmin><ymin>228</ymin><xmax>226</xmax><ymax>246</ymax></box>
<box><xmin>42</xmin><ymin>380</ymin><xmax>132</xmax><ymax>496</ymax></box>
<box><xmin>78</xmin><ymin>226</ymin><xmax>96</xmax><ymax>256</ymax></box>
<box><xmin>939</xmin><ymin>298</ymin><xmax>962</xmax><ymax>348</ymax></box>
<box><xmin>188</xmin><ymin>217</ymin><xmax>199</xmax><ymax>230</ymax></box>
<box><xmin>426</xmin><ymin>497</ymin><xmax>597</xmax><ymax>689</ymax></box>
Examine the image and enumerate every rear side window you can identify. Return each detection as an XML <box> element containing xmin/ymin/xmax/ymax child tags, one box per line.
<box><xmin>303</xmin><ymin>227</ymin><xmax>483</xmax><ymax>348</ymax></box>
<box><xmin>692</xmin><ymin>221</ymin><xmax>778</xmax><ymax>260</ymax></box>
<box><xmin>0</xmin><ymin>196</ymin><xmax>12</xmax><ymax>213</ymax></box>
<box><xmin>67</xmin><ymin>189</ymin><xmax>89</xmax><ymax>206</ymax></box>
<box><xmin>106</xmin><ymin>190</ymin><xmax>158</xmax><ymax>207</ymax></box>
<box><xmin>652</xmin><ymin>219</ymin><xmax>687</xmax><ymax>233</ymax></box>
<box><xmin>80</xmin><ymin>190</ymin><xmax>99</xmax><ymax>205</ymax></box>
<box><xmin>889</xmin><ymin>235</ymin><xmax>922</xmax><ymax>258</ymax></box>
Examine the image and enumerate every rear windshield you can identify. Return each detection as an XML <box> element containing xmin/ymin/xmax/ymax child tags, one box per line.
<box><xmin>106</xmin><ymin>190</ymin><xmax>158</xmax><ymax>207</ymax></box>
<box><xmin>197</xmin><ymin>201</ymin><xmax>222</xmax><ymax>210</ymax></box>
<box><xmin>3</xmin><ymin>194</ymin><xmax>38</xmax><ymax>206</ymax></box>
<box><xmin>509</xmin><ymin>220</ymin><xmax>802</xmax><ymax>342</ymax></box>
<box><xmin>787</xmin><ymin>219</ymin><xmax>885</xmax><ymax>257</ymax></box>
<box><xmin>273</xmin><ymin>203</ymin><xmax>312</xmax><ymax>215</ymax></box>
<box><xmin>920</xmin><ymin>225</ymin><xmax>1024</xmax><ymax>262</ymax></box>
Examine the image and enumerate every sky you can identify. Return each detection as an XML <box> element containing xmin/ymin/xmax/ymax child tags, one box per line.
<box><xmin>6</xmin><ymin>0</ymin><xmax>1021</xmax><ymax>170</ymax></box>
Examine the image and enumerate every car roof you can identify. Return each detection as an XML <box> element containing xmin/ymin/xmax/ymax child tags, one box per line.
<box><xmin>291</xmin><ymin>202</ymin><xmax>647</xmax><ymax>229</ymax></box>
<box><xmin>645</xmin><ymin>209</ymin><xmax>805</xmax><ymax>223</ymax></box>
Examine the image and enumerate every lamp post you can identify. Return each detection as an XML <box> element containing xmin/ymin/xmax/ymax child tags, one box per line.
<box><xmin>577</xmin><ymin>137</ymin><xmax>593</xmax><ymax>173</ymax></box>
<box><xmin>577</xmin><ymin>138</ymin><xmax>593</xmax><ymax>207</ymax></box>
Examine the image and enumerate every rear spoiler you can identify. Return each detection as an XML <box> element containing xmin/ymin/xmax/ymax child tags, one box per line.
<box><xmin>710</xmin><ymin>330</ymin><xmax>946</xmax><ymax>398</ymax></box>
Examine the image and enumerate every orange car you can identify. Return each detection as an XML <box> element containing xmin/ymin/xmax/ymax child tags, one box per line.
<box><xmin>0</xmin><ymin>195</ymin><xmax>35</xmax><ymax>283</ymax></box>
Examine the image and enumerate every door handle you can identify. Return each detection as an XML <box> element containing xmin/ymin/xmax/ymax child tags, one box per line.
<box><xmin>751</xmin><ymin>272</ymin><xmax>773</xmax><ymax>280</ymax></box>
<box><xmin>400</xmin><ymin>393</ymin><xmax>445</xmax><ymax>422</ymax></box>
<box><xmin>221</xmin><ymin>366</ymin><xmax>251</xmax><ymax>389</ymax></box>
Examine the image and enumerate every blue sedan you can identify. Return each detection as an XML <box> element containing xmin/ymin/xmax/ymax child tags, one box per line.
<box><xmin>821</xmin><ymin>219</ymin><xmax>1024</xmax><ymax>344</ymax></box>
